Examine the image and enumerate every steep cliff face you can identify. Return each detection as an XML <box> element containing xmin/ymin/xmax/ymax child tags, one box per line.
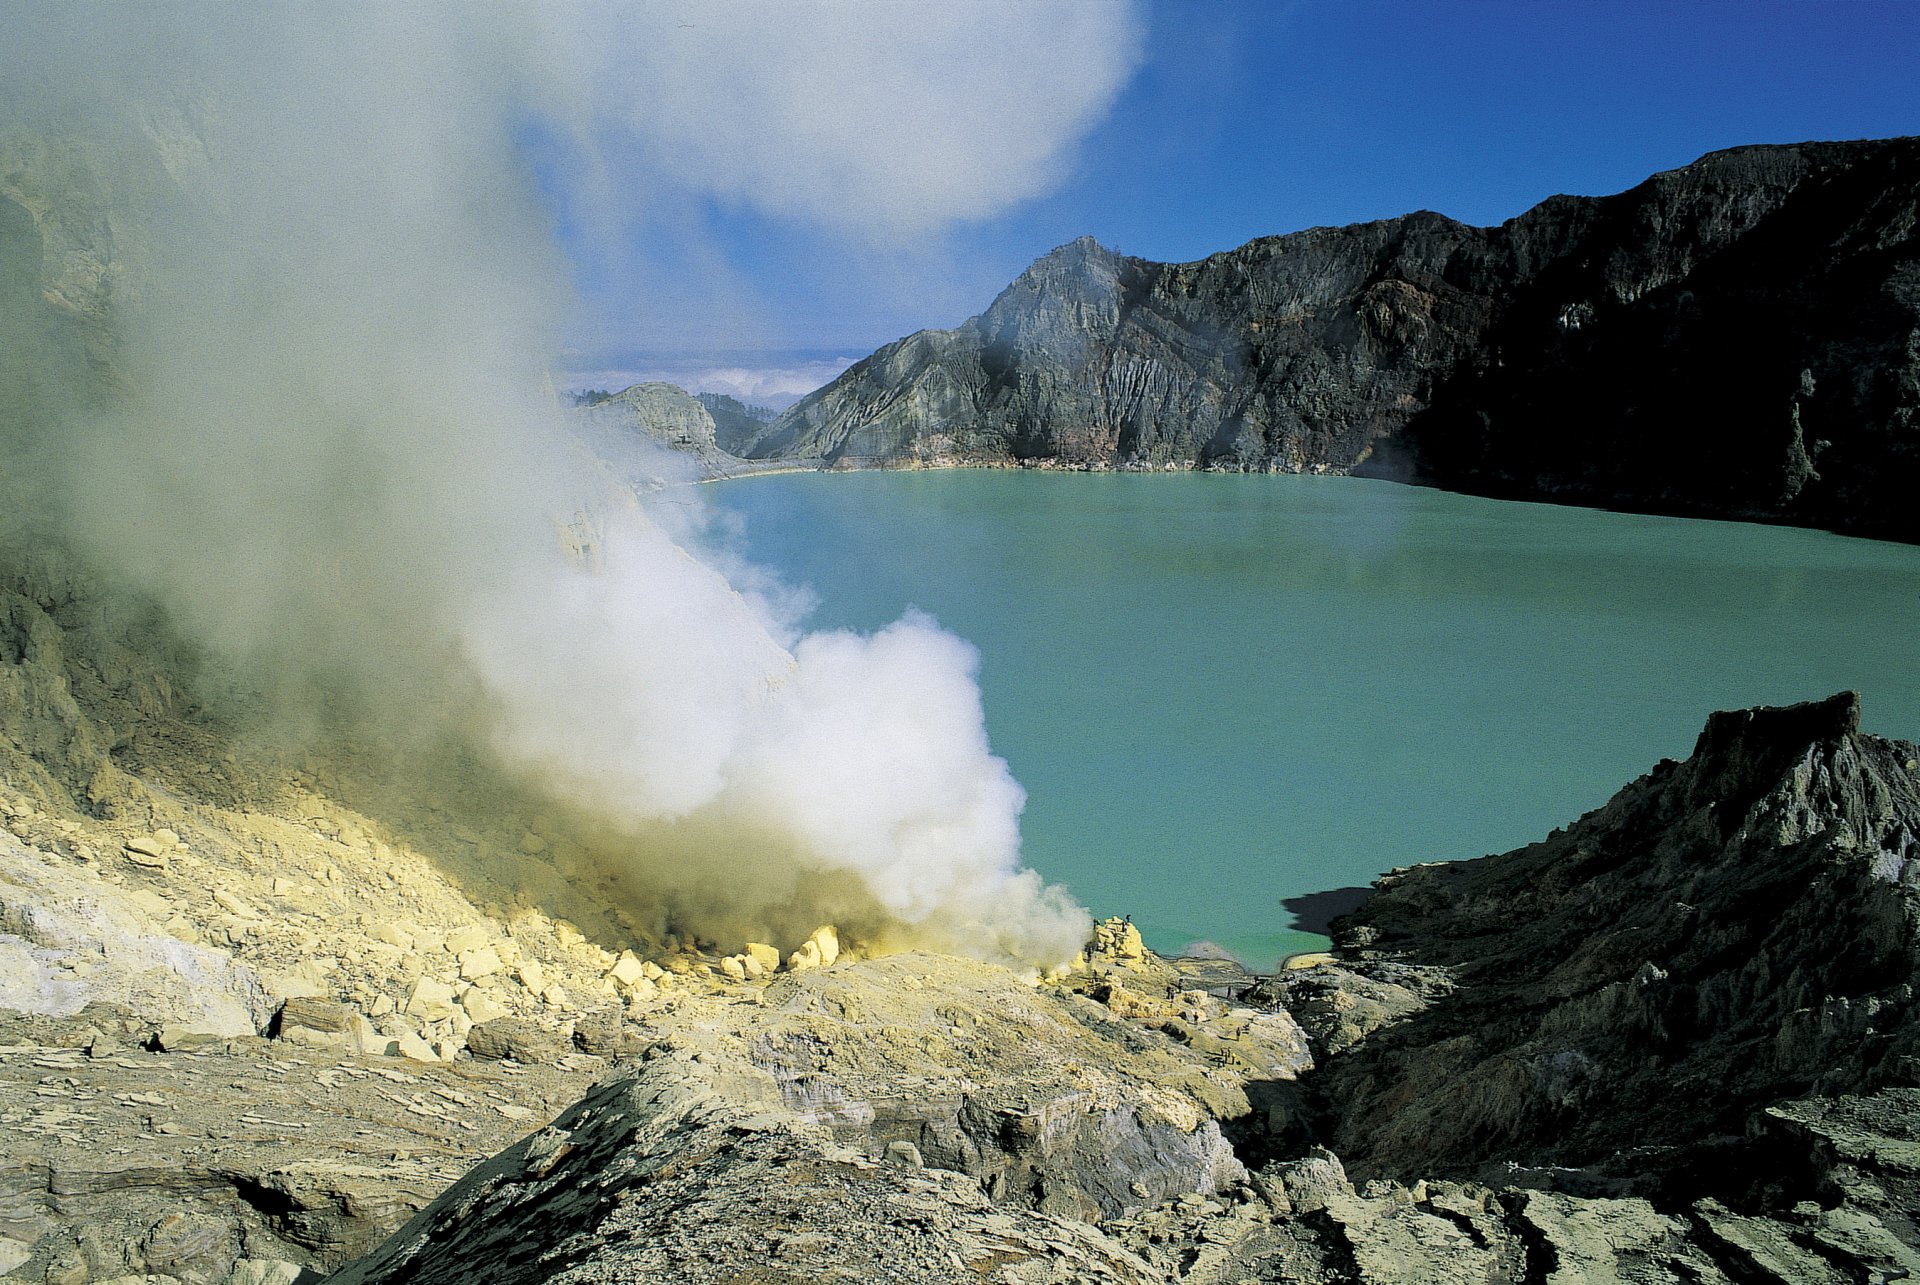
<box><xmin>568</xmin><ymin>382</ymin><xmax>801</xmax><ymax>482</ymax></box>
<box><xmin>1410</xmin><ymin>142</ymin><xmax>1920</xmax><ymax>537</ymax></box>
<box><xmin>567</xmin><ymin>381</ymin><xmax>740</xmax><ymax>480</ymax></box>
<box><xmin>752</xmin><ymin>138</ymin><xmax>1920</xmax><ymax>540</ymax></box>
<box><xmin>752</xmin><ymin>222</ymin><xmax>1501</xmax><ymax>472</ymax></box>
<box><xmin>692</xmin><ymin>390</ymin><xmax>775</xmax><ymax>456</ymax></box>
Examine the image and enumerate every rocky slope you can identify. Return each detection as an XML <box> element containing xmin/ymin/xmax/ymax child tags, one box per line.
<box><xmin>7</xmin><ymin>544</ymin><xmax>1920</xmax><ymax>1283</ymax></box>
<box><xmin>319</xmin><ymin>694</ymin><xmax>1920</xmax><ymax>1283</ymax></box>
<box><xmin>1295</xmin><ymin>692</ymin><xmax>1920</xmax><ymax>1192</ymax></box>
<box><xmin>693</xmin><ymin>391</ymin><xmax>776</xmax><ymax>456</ymax></box>
<box><xmin>747</xmin><ymin>137</ymin><xmax>1920</xmax><ymax>541</ymax></box>
<box><xmin>11</xmin><ymin>108</ymin><xmax>1920</xmax><ymax>1282</ymax></box>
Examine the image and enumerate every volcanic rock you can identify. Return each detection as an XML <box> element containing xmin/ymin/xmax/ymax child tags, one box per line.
<box><xmin>745</xmin><ymin>138</ymin><xmax>1920</xmax><ymax>541</ymax></box>
<box><xmin>403</xmin><ymin>977</ymin><xmax>458</xmax><ymax>1023</ymax></box>
<box><xmin>1286</xmin><ymin>692</ymin><xmax>1920</xmax><ymax>1206</ymax></box>
<box><xmin>323</xmin><ymin>697</ymin><xmax>1920</xmax><ymax>1283</ymax></box>
<box><xmin>566</xmin><ymin>382</ymin><xmax>777</xmax><ymax>482</ymax></box>
<box><xmin>465</xmin><ymin>1016</ymin><xmax>570</xmax><ymax>1064</ymax></box>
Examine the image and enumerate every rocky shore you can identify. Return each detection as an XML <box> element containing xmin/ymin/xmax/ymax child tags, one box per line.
<box><xmin>6</xmin><ymin>527</ymin><xmax>1919</xmax><ymax>1282</ymax></box>
<box><xmin>321</xmin><ymin>693</ymin><xmax>1920</xmax><ymax>1285</ymax></box>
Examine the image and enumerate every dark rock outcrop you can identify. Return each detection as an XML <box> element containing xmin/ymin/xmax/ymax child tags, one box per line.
<box><xmin>748</xmin><ymin>138</ymin><xmax>1920</xmax><ymax>540</ymax></box>
<box><xmin>1288</xmin><ymin>692</ymin><xmax>1920</xmax><ymax>1203</ymax></box>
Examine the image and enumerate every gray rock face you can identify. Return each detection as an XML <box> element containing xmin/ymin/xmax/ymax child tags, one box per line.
<box><xmin>741</xmin><ymin>954</ymin><xmax>1259</xmax><ymax>1221</ymax></box>
<box><xmin>1300</xmin><ymin>693</ymin><xmax>1920</xmax><ymax>1198</ymax></box>
<box><xmin>750</xmin><ymin>138</ymin><xmax>1920</xmax><ymax>540</ymax></box>
<box><xmin>567</xmin><ymin>382</ymin><xmax>811</xmax><ymax>482</ymax></box>
<box><xmin>328</xmin><ymin>1050</ymin><xmax>1172</xmax><ymax>1285</ymax></box>
<box><xmin>747</xmin><ymin>224</ymin><xmax>1486</xmax><ymax>472</ymax></box>
<box><xmin>0</xmin><ymin>1005</ymin><xmax>591</xmax><ymax>1284</ymax></box>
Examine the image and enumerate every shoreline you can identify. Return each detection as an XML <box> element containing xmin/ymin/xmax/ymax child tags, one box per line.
<box><xmin>689</xmin><ymin>451</ymin><xmax>1920</xmax><ymax>548</ymax></box>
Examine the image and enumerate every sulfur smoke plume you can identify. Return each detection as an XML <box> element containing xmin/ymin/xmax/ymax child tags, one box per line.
<box><xmin>0</xmin><ymin>4</ymin><xmax>1145</xmax><ymax>965</ymax></box>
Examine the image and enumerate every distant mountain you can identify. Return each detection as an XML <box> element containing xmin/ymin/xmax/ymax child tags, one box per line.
<box><xmin>693</xmin><ymin>390</ymin><xmax>775</xmax><ymax>455</ymax></box>
<box><xmin>745</xmin><ymin>138</ymin><xmax>1920</xmax><ymax>541</ymax></box>
<box><xmin>567</xmin><ymin>381</ymin><xmax>803</xmax><ymax>482</ymax></box>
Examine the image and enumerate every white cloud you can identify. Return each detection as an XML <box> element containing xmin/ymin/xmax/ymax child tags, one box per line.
<box><xmin>585</xmin><ymin>1</ymin><xmax>1147</xmax><ymax>240</ymax></box>
<box><xmin>569</xmin><ymin>357</ymin><xmax>858</xmax><ymax>409</ymax></box>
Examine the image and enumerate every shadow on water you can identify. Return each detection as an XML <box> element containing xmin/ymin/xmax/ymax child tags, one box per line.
<box><xmin>1282</xmin><ymin>886</ymin><xmax>1374</xmax><ymax>936</ymax></box>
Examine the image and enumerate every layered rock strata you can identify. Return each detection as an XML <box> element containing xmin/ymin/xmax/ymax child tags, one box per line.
<box><xmin>1294</xmin><ymin>692</ymin><xmax>1920</xmax><ymax>1190</ymax></box>
<box><xmin>747</xmin><ymin>138</ymin><xmax>1920</xmax><ymax>541</ymax></box>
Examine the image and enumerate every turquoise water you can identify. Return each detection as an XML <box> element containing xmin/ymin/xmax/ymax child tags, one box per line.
<box><xmin>714</xmin><ymin>471</ymin><xmax>1920</xmax><ymax>969</ymax></box>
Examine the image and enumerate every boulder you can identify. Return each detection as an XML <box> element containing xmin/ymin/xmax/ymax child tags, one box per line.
<box><xmin>572</xmin><ymin>1009</ymin><xmax>647</xmax><ymax>1059</ymax></box>
<box><xmin>404</xmin><ymin>977</ymin><xmax>459</xmax><ymax>1023</ymax></box>
<box><xmin>392</xmin><ymin>1029</ymin><xmax>438</xmax><ymax>1063</ymax></box>
<box><xmin>607</xmin><ymin>951</ymin><xmax>646</xmax><ymax>987</ymax></box>
<box><xmin>367</xmin><ymin>922</ymin><xmax>413</xmax><ymax>949</ymax></box>
<box><xmin>459</xmin><ymin>986</ymin><xmax>509</xmax><ymax>1026</ymax></box>
<box><xmin>124</xmin><ymin>831</ymin><xmax>176</xmax><ymax>862</ymax></box>
<box><xmin>466</xmin><ymin>1017</ymin><xmax>570</xmax><ymax>1064</ymax></box>
<box><xmin>271</xmin><ymin>997</ymin><xmax>354</xmax><ymax>1049</ymax></box>
<box><xmin>155</xmin><ymin>1025</ymin><xmax>229</xmax><ymax>1052</ymax></box>
<box><xmin>444</xmin><ymin>924</ymin><xmax>493</xmax><ymax>954</ymax></box>
<box><xmin>457</xmin><ymin>947</ymin><xmax>502</xmax><ymax>981</ymax></box>
<box><xmin>123</xmin><ymin>839</ymin><xmax>169</xmax><ymax>870</ymax></box>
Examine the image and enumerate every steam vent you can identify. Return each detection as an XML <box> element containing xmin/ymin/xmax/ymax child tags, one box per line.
<box><xmin>9</xmin><ymin>594</ymin><xmax>1920</xmax><ymax>1281</ymax></box>
<box><xmin>7</xmin><ymin>3</ymin><xmax>1920</xmax><ymax>1281</ymax></box>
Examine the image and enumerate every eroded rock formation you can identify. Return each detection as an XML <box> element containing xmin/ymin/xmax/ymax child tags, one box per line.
<box><xmin>1297</xmin><ymin>692</ymin><xmax>1920</xmax><ymax>1191</ymax></box>
<box><xmin>565</xmin><ymin>382</ymin><xmax>781</xmax><ymax>483</ymax></box>
<box><xmin>747</xmin><ymin>138</ymin><xmax>1920</xmax><ymax>540</ymax></box>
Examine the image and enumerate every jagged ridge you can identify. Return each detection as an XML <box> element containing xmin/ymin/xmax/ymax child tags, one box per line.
<box><xmin>1280</xmin><ymin>693</ymin><xmax>1920</xmax><ymax>1198</ymax></box>
<box><xmin>752</xmin><ymin>138</ymin><xmax>1920</xmax><ymax>541</ymax></box>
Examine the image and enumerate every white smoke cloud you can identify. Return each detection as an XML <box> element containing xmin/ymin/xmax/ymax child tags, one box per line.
<box><xmin>0</xmin><ymin>2</ymin><xmax>1134</xmax><ymax>965</ymax></box>
<box><xmin>570</xmin><ymin>2</ymin><xmax>1147</xmax><ymax>240</ymax></box>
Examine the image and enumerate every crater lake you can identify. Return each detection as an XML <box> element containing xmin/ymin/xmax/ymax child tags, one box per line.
<box><xmin>713</xmin><ymin>470</ymin><xmax>1920</xmax><ymax>968</ymax></box>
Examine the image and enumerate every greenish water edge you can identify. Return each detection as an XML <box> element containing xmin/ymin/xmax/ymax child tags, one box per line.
<box><xmin>713</xmin><ymin>470</ymin><xmax>1920</xmax><ymax>970</ymax></box>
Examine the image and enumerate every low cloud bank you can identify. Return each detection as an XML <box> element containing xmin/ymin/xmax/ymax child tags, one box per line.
<box><xmin>567</xmin><ymin>355</ymin><xmax>859</xmax><ymax>410</ymax></box>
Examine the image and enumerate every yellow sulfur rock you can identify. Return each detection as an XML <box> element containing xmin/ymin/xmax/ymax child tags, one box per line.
<box><xmin>607</xmin><ymin>951</ymin><xmax>646</xmax><ymax>987</ymax></box>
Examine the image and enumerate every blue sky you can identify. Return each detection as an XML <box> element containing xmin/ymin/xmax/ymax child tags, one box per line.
<box><xmin>556</xmin><ymin>0</ymin><xmax>1920</xmax><ymax>399</ymax></box>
